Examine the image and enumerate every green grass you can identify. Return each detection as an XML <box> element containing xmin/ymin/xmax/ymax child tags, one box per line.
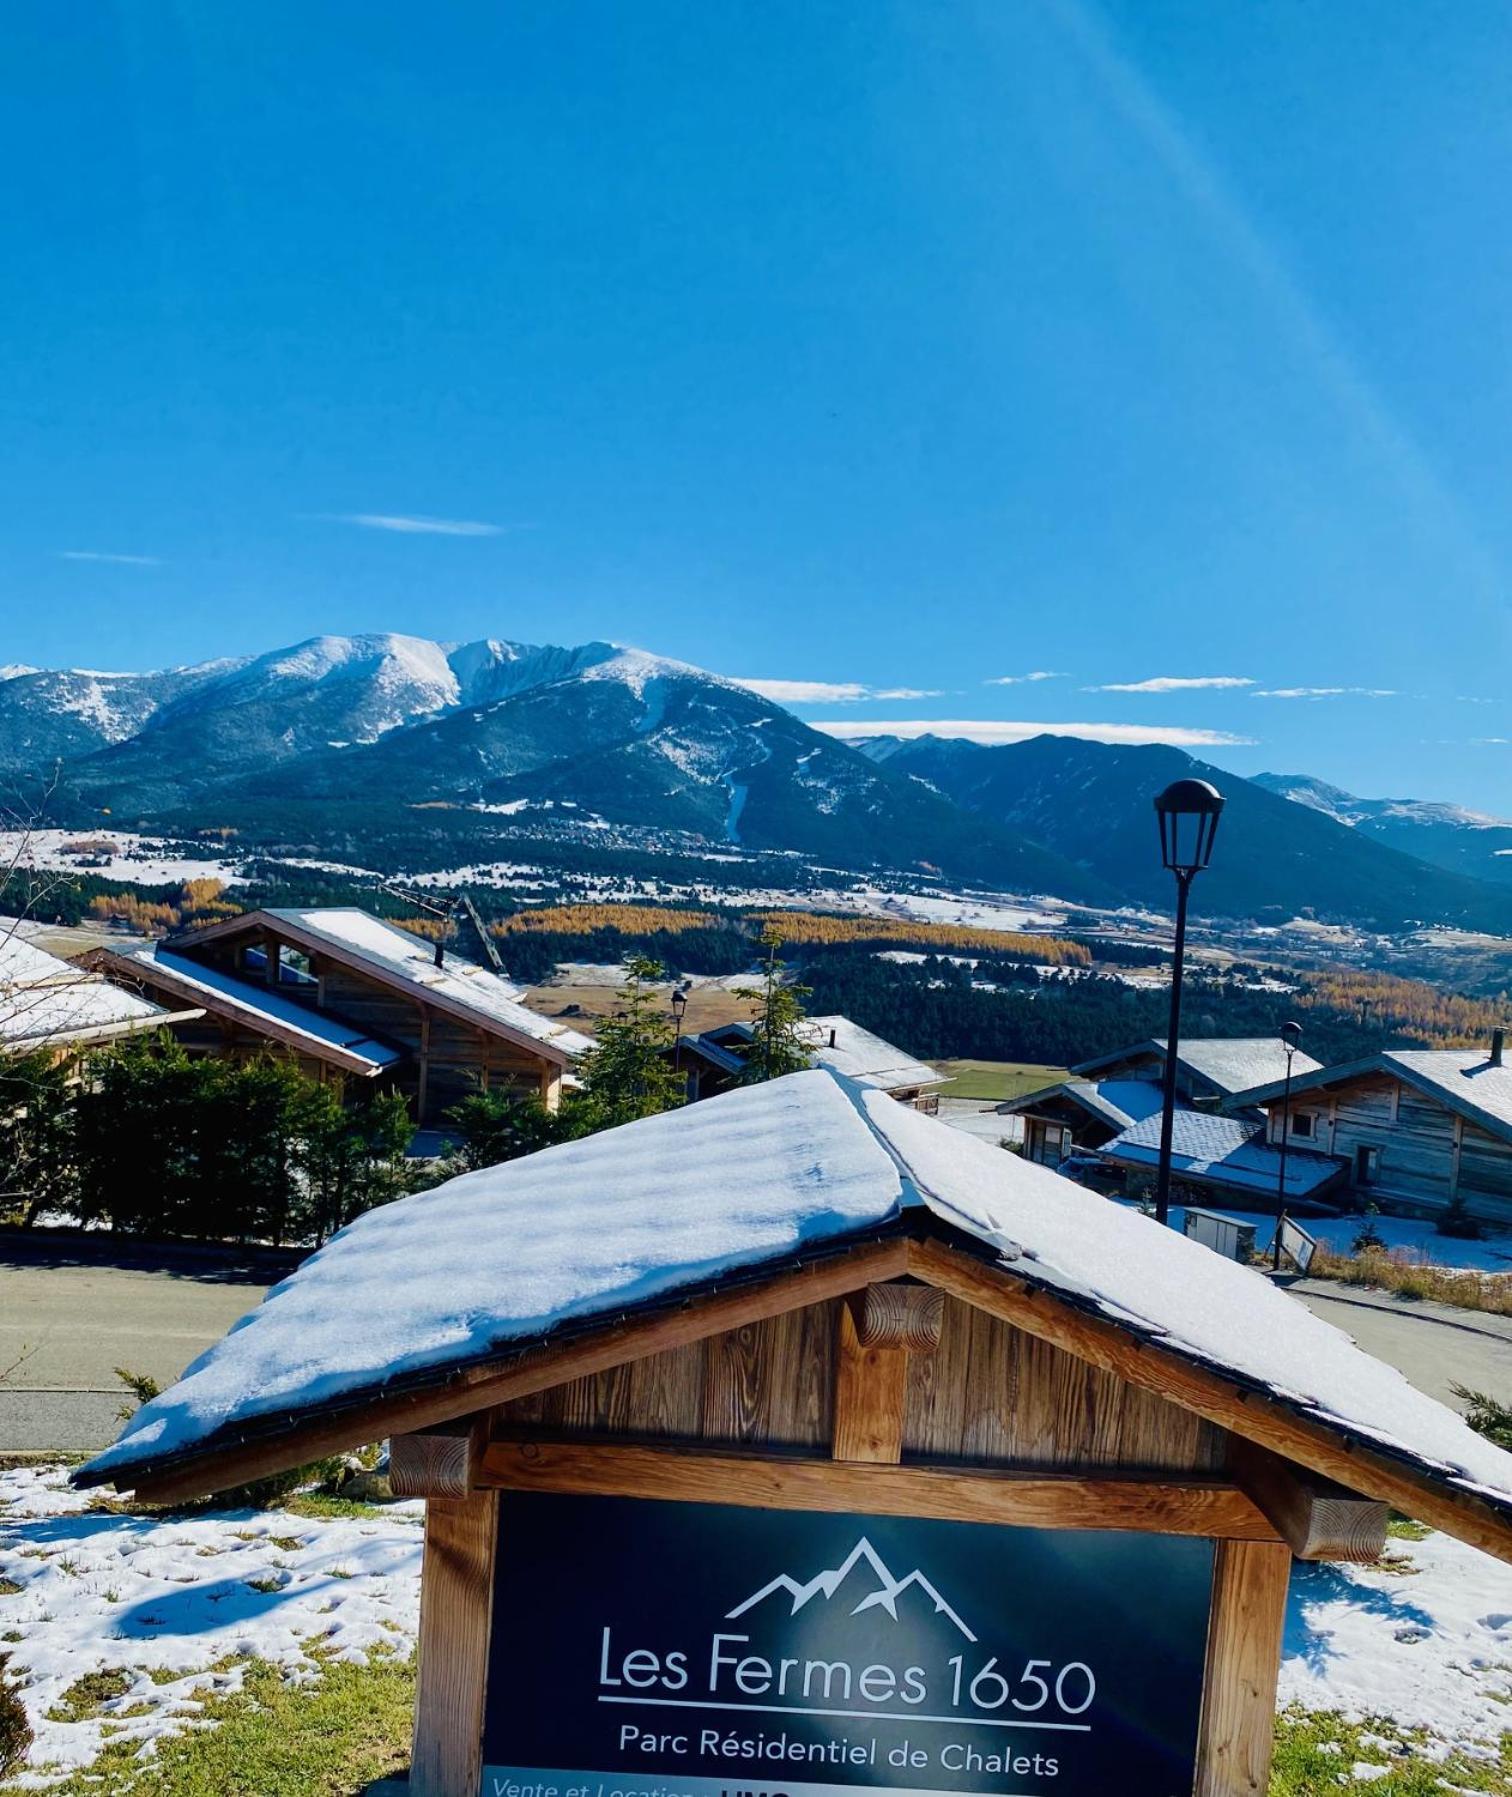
<box><xmin>931</xmin><ymin>1059</ymin><xmax>1068</xmax><ymax>1102</ymax></box>
<box><xmin>1270</xmin><ymin>1706</ymin><xmax>1512</xmax><ymax>1793</ymax></box>
<box><xmin>2</xmin><ymin>1648</ymin><xmax>414</xmax><ymax>1796</ymax></box>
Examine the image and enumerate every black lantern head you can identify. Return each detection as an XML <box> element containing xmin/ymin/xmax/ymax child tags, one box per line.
<box><xmin>671</xmin><ymin>987</ymin><xmax>689</xmax><ymax>1021</ymax></box>
<box><xmin>1154</xmin><ymin>777</ymin><xmax>1225</xmax><ymax>875</ymax></box>
<box><xmin>1280</xmin><ymin>1019</ymin><xmax>1303</xmax><ymax>1053</ymax></box>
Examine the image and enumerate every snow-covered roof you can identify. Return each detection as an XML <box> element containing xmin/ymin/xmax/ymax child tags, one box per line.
<box><xmin>706</xmin><ymin>1014</ymin><xmax>943</xmax><ymax>1093</ymax></box>
<box><xmin>1234</xmin><ymin>1049</ymin><xmax>1512</xmax><ymax>1144</ymax></box>
<box><xmin>1074</xmin><ymin>1036</ymin><xmax>1324</xmax><ymax>1098</ymax></box>
<box><xmin>0</xmin><ymin>931</ymin><xmax>173</xmax><ymax>1049</ymax></box>
<box><xmin>102</xmin><ymin>943</ymin><xmax>402</xmax><ymax>1075</ymax></box>
<box><xmin>1000</xmin><ymin>1077</ymin><xmax>1165</xmax><ymax>1133</ymax></box>
<box><xmin>801</xmin><ymin>1015</ymin><xmax>944</xmax><ymax>1092</ymax></box>
<box><xmin>184</xmin><ymin>909</ymin><xmax>593</xmax><ymax>1062</ymax></box>
<box><xmin>1098</xmin><ymin>1108</ymin><xmax>1347</xmax><ymax>1200</ymax></box>
<box><xmin>79</xmin><ymin>1069</ymin><xmax>1512</xmax><ymax>1528</ymax></box>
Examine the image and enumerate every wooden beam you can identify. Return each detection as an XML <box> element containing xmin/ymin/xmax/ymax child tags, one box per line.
<box><xmin>416</xmin><ymin>1007</ymin><xmax>432</xmax><ymax>1125</ymax></box>
<box><xmin>121</xmin><ymin>1239</ymin><xmax>910</xmax><ymax>1503</ymax></box>
<box><xmin>1195</xmin><ymin>1539</ymin><xmax>1292</xmax><ymax>1796</ymax></box>
<box><xmin>833</xmin><ymin>1291</ymin><xmax>907</xmax><ymax>1463</ymax></box>
<box><xmin>391</xmin><ymin>1418</ymin><xmax>486</xmax><ymax>1500</ymax></box>
<box><xmin>479</xmin><ymin>1439</ymin><xmax>1283</xmax><ymax>1540</ymax></box>
<box><xmin>906</xmin><ymin>1235</ymin><xmax>1512</xmax><ymax>1564</ymax></box>
<box><xmin>1230</xmin><ymin>1439</ymin><xmax>1388</xmax><ymax>1563</ymax></box>
<box><xmin>411</xmin><ymin>1490</ymin><xmax>497</xmax><ymax>1797</ymax></box>
<box><xmin>852</xmin><ymin>1281</ymin><xmax>944</xmax><ymax>1352</ymax></box>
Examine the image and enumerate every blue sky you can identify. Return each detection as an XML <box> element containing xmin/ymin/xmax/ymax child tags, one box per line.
<box><xmin>3</xmin><ymin>1</ymin><xmax>1510</xmax><ymax>810</ymax></box>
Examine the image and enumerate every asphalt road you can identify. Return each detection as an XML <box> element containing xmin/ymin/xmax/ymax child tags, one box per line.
<box><xmin>0</xmin><ymin>1233</ymin><xmax>282</xmax><ymax>1453</ymax></box>
<box><xmin>1</xmin><ymin>1236</ymin><xmax>1509</xmax><ymax>1455</ymax></box>
<box><xmin>1288</xmin><ymin>1278</ymin><xmax>1512</xmax><ymax>1409</ymax></box>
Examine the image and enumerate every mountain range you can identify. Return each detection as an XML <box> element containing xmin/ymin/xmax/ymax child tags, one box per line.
<box><xmin>3</xmin><ymin>632</ymin><xmax>1510</xmax><ymax>933</ymax></box>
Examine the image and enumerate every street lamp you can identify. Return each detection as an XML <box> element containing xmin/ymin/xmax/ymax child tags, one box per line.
<box><xmin>1272</xmin><ymin>1019</ymin><xmax>1304</xmax><ymax>1269</ymax></box>
<box><xmin>671</xmin><ymin>987</ymin><xmax>689</xmax><ymax>1090</ymax></box>
<box><xmin>1152</xmin><ymin>778</ymin><xmax>1226</xmax><ymax>1227</ymax></box>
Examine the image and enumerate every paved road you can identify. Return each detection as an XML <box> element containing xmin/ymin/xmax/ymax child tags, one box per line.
<box><xmin>0</xmin><ymin>1233</ymin><xmax>282</xmax><ymax>1453</ymax></box>
<box><xmin>1288</xmin><ymin>1278</ymin><xmax>1512</xmax><ymax>1409</ymax></box>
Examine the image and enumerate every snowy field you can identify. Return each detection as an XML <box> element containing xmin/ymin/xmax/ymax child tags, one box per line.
<box><xmin>1112</xmin><ymin>1200</ymin><xmax>1512</xmax><ymax>1274</ymax></box>
<box><xmin>0</xmin><ymin>1466</ymin><xmax>421</xmax><ymax>1786</ymax></box>
<box><xmin>2</xmin><ymin>1464</ymin><xmax>1510</xmax><ymax>1787</ymax></box>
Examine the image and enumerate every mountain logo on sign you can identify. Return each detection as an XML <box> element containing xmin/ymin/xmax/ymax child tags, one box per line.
<box><xmin>726</xmin><ymin>1536</ymin><xmax>977</xmax><ymax>1643</ymax></box>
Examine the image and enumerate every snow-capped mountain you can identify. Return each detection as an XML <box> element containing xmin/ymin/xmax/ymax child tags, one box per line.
<box><xmin>727</xmin><ymin>1536</ymin><xmax>977</xmax><ymax>1641</ymax></box>
<box><xmin>11</xmin><ymin>633</ymin><xmax>1100</xmax><ymax>895</ymax></box>
<box><xmin>1253</xmin><ymin>773</ymin><xmax>1512</xmax><ymax>889</ymax></box>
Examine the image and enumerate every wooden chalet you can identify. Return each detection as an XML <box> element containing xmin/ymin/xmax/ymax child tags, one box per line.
<box><xmin>1</xmin><ymin>930</ymin><xmax>196</xmax><ymax>1062</ymax></box>
<box><xmin>76</xmin><ymin>1068</ymin><xmax>1512</xmax><ymax>1797</ymax></box>
<box><xmin>1231</xmin><ymin>1033</ymin><xmax>1512</xmax><ymax>1225</ymax></box>
<box><xmin>679</xmin><ymin>1014</ymin><xmax>947</xmax><ymax>1109</ymax></box>
<box><xmin>95</xmin><ymin>907</ymin><xmax>592</xmax><ymax>1126</ymax></box>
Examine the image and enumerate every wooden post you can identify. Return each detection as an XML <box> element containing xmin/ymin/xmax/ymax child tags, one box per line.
<box><xmin>540</xmin><ymin>1062</ymin><xmax>562</xmax><ymax>1111</ymax></box>
<box><xmin>832</xmin><ymin>1283</ymin><xmax>942</xmax><ymax>1464</ymax></box>
<box><xmin>1195</xmin><ymin>1538</ymin><xmax>1292</xmax><ymax>1797</ymax></box>
<box><xmin>417</xmin><ymin>1008</ymin><xmax>432</xmax><ymax>1126</ymax></box>
<box><xmin>411</xmin><ymin>1490</ymin><xmax>499</xmax><ymax>1797</ymax></box>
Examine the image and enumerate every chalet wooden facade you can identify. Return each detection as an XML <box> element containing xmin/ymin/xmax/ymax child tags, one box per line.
<box><xmin>1233</xmin><ymin>1038</ymin><xmax>1512</xmax><ymax>1225</ymax></box>
<box><xmin>74</xmin><ymin>1069</ymin><xmax>1512</xmax><ymax>1797</ymax></box>
<box><xmin>96</xmin><ymin>907</ymin><xmax>591</xmax><ymax>1126</ymax></box>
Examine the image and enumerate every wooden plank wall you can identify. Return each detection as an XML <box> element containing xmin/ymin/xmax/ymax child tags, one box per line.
<box><xmin>495</xmin><ymin>1295</ymin><xmax>1226</xmax><ymax>1475</ymax></box>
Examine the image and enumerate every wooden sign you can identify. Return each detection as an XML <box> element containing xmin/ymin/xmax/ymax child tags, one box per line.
<box><xmin>480</xmin><ymin>1491</ymin><xmax>1214</xmax><ymax>1797</ymax></box>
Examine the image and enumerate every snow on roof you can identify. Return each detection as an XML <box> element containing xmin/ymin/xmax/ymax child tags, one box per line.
<box><xmin>1</xmin><ymin>931</ymin><xmax>167</xmax><ymax>1048</ymax></box>
<box><xmin>1075</xmin><ymin>1036</ymin><xmax>1323</xmax><ymax>1097</ymax></box>
<box><xmin>107</xmin><ymin>943</ymin><xmax>402</xmax><ymax>1073</ymax></box>
<box><xmin>1097</xmin><ymin>1108</ymin><xmax>1346</xmax><ymax>1200</ymax></box>
<box><xmin>82</xmin><ymin>1069</ymin><xmax>1512</xmax><ymax>1516</ymax></box>
<box><xmin>801</xmin><ymin>1015</ymin><xmax>944</xmax><ymax>1092</ymax></box>
<box><xmin>1000</xmin><ymin>1077</ymin><xmax>1164</xmax><ymax>1132</ymax></box>
<box><xmin>1237</xmin><ymin>1049</ymin><xmax>1512</xmax><ymax>1144</ymax></box>
<box><xmin>257</xmin><ymin>909</ymin><xmax>593</xmax><ymax>1059</ymax></box>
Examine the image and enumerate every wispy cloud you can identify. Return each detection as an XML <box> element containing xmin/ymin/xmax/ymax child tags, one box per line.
<box><xmin>59</xmin><ymin>550</ymin><xmax>160</xmax><ymax>566</ymax></box>
<box><xmin>1251</xmin><ymin>686</ymin><xmax>1397</xmax><ymax>700</ymax></box>
<box><xmin>734</xmin><ymin>678</ymin><xmax>942</xmax><ymax>704</ymax></box>
<box><xmin>1472</xmin><ymin>737</ymin><xmax>1511</xmax><ymax>747</ymax></box>
<box><xmin>985</xmin><ymin>670</ymin><xmax>1064</xmax><ymax>686</ymax></box>
<box><xmin>1091</xmin><ymin>675</ymin><xmax>1252</xmax><ymax>694</ymax></box>
<box><xmin>736</xmin><ymin>678</ymin><xmax>871</xmax><ymax>704</ymax></box>
<box><xmin>813</xmin><ymin>718</ymin><xmax>1254</xmax><ymax>748</ymax></box>
<box><xmin>321</xmin><ymin>513</ymin><xmax>508</xmax><ymax>537</ymax></box>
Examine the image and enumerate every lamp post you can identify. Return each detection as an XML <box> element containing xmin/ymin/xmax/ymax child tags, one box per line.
<box><xmin>1152</xmin><ymin>778</ymin><xmax>1226</xmax><ymax>1227</ymax></box>
<box><xmin>1272</xmin><ymin>1019</ymin><xmax>1303</xmax><ymax>1269</ymax></box>
<box><xmin>671</xmin><ymin>987</ymin><xmax>689</xmax><ymax>1093</ymax></box>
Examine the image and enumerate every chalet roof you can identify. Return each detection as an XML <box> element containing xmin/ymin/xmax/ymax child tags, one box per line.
<box><xmin>177</xmin><ymin>908</ymin><xmax>593</xmax><ymax>1063</ymax></box>
<box><xmin>101</xmin><ymin>942</ymin><xmax>403</xmax><ymax>1076</ymax></box>
<box><xmin>1232</xmin><ymin>1049</ymin><xmax>1512</xmax><ymax>1145</ymax></box>
<box><xmin>705</xmin><ymin>1014</ymin><xmax>943</xmax><ymax>1093</ymax></box>
<box><xmin>77</xmin><ymin>1069</ymin><xmax>1512</xmax><ymax>1541</ymax></box>
<box><xmin>1073</xmin><ymin>1036</ymin><xmax>1324</xmax><ymax>1098</ymax></box>
<box><xmin>1098</xmin><ymin>1109</ymin><xmax>1347</xmax><ymax>1200</ymax></box>
<box><xmin>999</xmin><ymin>1077</ymin><xmax>1165</xmax><ymax>1133</ymax></box>
<box><xmin>0</xmin><ymin>931</ymin><xmax>180</xmax><ymax>1050</ymax></box>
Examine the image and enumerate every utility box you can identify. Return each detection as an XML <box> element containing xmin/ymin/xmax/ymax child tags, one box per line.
<box><xmin>1183</xmin><ymin>1206</ymin><xmax>1259</xmax><ymax>1263</ymax></box>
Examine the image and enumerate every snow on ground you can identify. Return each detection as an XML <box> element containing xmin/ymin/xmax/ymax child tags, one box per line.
<box><xmin>3</xmin><ymin>1464</ymin><xmax>1510</xmax><ymax>1784</ymax></box>
<box><xmin>1280</xmin><ymin>1528</ymin><xmax>1512</xmax><ymax>1760</ymax></box>
<box><xmin>0</xmin><ymin>832</ymin><xmax>243</xmax><ymax>888</ymax></box>
<box><xmin>0</xmin><ymin>1465</ymin><xmax>421</xmax><ymax>1785</ymax></box>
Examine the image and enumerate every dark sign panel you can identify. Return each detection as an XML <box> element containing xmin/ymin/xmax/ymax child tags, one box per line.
<box><xmin>481</xmin><ymin>1493</ymin><xmax>1213</xmax><ymax>1797</ymax></box>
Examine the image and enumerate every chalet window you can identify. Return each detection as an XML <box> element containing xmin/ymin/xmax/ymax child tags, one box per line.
<box><xmin>1290</xmin><ymin>1112</ymin><xmax>1315</xmax><ymax>1140</ymax></box>
<box><xmin>1354</xmin><ymin>1144</ymin><xmax>1380</xmax><ymax>1186</ymax></box>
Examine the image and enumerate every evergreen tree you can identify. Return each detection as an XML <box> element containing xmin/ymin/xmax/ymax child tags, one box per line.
<box><xmin>573</xmin><ymin>952</ymin><xmax>684</xmax><ymax>1127</ymax></box>
<box><xmin>0</xmin><ymin>1051</ymin><xmax>77</xmax><ymax>1226</ymax></box>
<box><xmin>739</xmin><ymin>925</ymin><xmax>813</xmax><ymax>1082</ymax></box>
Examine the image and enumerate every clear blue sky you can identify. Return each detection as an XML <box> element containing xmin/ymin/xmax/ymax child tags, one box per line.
<box><xmin>3</xmin><ymin>1</ymin><xmax>1510</xmax><ymax>809</ymax></box>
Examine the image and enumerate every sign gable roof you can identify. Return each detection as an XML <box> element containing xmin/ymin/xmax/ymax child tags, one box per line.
<box><xmin>74</xmin><ymin>1070</ymin><xmax>1512</xmax><ymax>1559</ymax></box>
